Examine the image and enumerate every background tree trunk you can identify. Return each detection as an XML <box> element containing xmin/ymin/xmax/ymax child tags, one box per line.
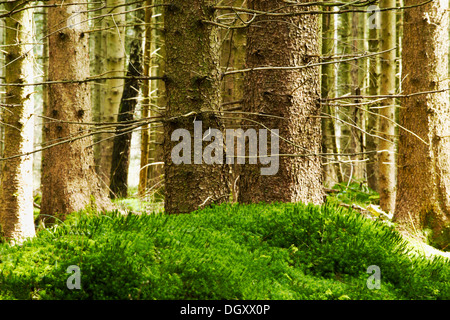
<box><xmin>395</xmin><ymin>0</ymin><xmax>450</xmax><ymax>249</ymax></box>
<box><xmin>97</xmin><ymin>0</ymin><xmax>126</xmax><ymax>189</ymax></box>
<box><xmin>238</xmin><ymin>0</ymin><xmax>324</xmax><ymax>205</ymax></box>
<box><xmin>41</xmin><ymin>0</ymin><xmax>112</xmax><ymax>222</ymax></box>
<box><xmin>378</xmin><ymin>0</ymin><xmax>397</xmax><ymax>213</ymax></box>
<box><xmin>321</xmin><ymin>7</ymin><xmax>342</xmax><ymax>187</ymax></box>
<box><xmin>0</xmin><ymin>0</ymin><xmax>36</xmax><ymax>242</ymax></box>
<box><xmin>138</xmin><ymin>0</ymin><xmax>153</xmax><ymax>198</ymax></box>
<box><xmin>148</xmin><ymin>0</ymin><xmax>165</xmax><ymax>200</ymax></box>
<box><xmin>366</xmin><ymin>23</ymin><xmax>379</xmax><ymax>191</ymax></box>
<box><xmin>163</xmin><ymin>0</ymin><xmax>230</xmax><ymax>214</ymax></box>
<box><xmin>110</xmin><ymin>8</ymin><xmax>145</xmax><ymax>199</ymax></box>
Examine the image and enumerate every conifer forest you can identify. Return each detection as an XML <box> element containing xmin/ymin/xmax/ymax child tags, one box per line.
<box><xmin>0</xmin><ymin>0</ymin><xmax>449</xmax><ymax>303</ymax></box>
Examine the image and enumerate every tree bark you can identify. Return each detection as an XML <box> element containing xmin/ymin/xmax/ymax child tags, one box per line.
<box><xmin>97</xmin><ymin>0</ymin><xmax>126</xmax><ymax>188</ymax></box>
<box><xmin>321</xmin><ymin>7</ymin><xmax>342</xmax><ymax>187</ymax></box>
<box><xmin>378</xmin><ymin>0</ymin><xmax>397</xmax><ymax>213</ymax></box>
<box><xmin>148</xmin><ymin>0</ymin><xmax>165</xmax><ymax>200</ymax></box>
<box><xmin>0</xmin><ymin>0</ymin><xmax>36</xmax><ymax>242</ymax></box>
<box><xmin>41</xmin><ymin>0</ymin><xmax>112</xmax><ymax>222</ymax></box>
<box><xmin>139</xmin><ymin>0</ymin><xmax>153</xmax><ymax>198</ymax></box>
<box><xmin>238</xmin><ymin>0</ymin><xmax>324</xmax><ymax>205</ymax></box>
<box><xmin>163</xmin><ymin>0</ymin><xmax>230</xmax><ymax>214</ymax></box>
<box><xmin>366</xmin><ymin>24</ymin><xmax>379</xmax><ymax>191</ymax></box>
<box><xmin>395</xmin><ymin>0</ymin><xmax>450</xmax><ymax>249</ymax></box>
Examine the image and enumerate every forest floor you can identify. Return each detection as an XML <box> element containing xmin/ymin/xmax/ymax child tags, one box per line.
<box><xmin>1</xmin><ymin>183</ymin><xmax>448</xmax><ymax>300</ymax></box>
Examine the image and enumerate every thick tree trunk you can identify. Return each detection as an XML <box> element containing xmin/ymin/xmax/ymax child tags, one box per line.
<box><xmin>163</xmin><ymin>0</ymin><xmax>230</xmax><ymax>214</ymax></box>
<box><xmin>395</xmin><ymin>0</ymin><xmax>450</xmax><ymax>249</ymax></box>
<box><xmin>219</xmin><ymin>0</ymin><xmax>246</xmax><ymax>201</ymax></box>
<box><xmin>238</xmin><ymin>0</ymin><xmax>324</xmax><ymax>204</ymax></box>
<box><xmin>0</xmin><ymin>1</ymin><xmax>36</xmax><ymax>242</ymax></box>
<box><xmin>378</xmin><ymin>0</ymin><xmax>397</xmax><ymax>213</ymax></box>
<box><xmin>41</xmin><ymin>0</ymin><xmax>112</xmax><ymax>222</ymax></box>
<box><xmin>110</xmin><ymin>11</ymin><xmax>145</xmax><ymax>199</ymax></box>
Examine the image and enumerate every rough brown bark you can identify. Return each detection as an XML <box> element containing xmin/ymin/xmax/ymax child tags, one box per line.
<box><xmin>219</xmin><ymin>0</ymin><xmax>246</xmax><ymax>201</ymax></box>
<box><xmin>163</xmin><ymin>1</ymin><xmax>230</xmax><ymax>214</ymax></box>
<box><xmin>40</xmin><ymin>0</ymin><xmax>112</xmax><ymax>222</ymax></box>
<box><xmin>0</xmin><ymin>1</ymin><xmax>36</xmax><ymax>242</ymax></box>
<box><xmin>238</xmin><ymin>0</ymin><xmax>324</xmax><ymax>205</ymax></box>
<box><xmin>395</xmin><ymin>0</ymin><xmax>450</xmax><ymax>249</ymax></box>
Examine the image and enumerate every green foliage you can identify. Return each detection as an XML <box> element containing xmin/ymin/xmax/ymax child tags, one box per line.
<box><xmin>0</xmin><ymin>203</ymin><xmax>448</xmax><ymax>300</ymax></box>
<box><xmin>328</xmin><ymin>182</ymin><xmax>380</xmax><ymax>206</ymax></box>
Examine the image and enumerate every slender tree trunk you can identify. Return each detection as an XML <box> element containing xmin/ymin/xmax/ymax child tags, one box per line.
<box><xmin>41</xmin><ymin>0</ymin><xmax>112</xmax><ymax>222</ymax></box>
<box><xmin>349</xmin><ymin>11</ymin><xmax>365</xmax><ymax>182</ymax></box>
<box><xmin>322</xmin><ymin>8</ymin><xmax>341</xmax><ymax>186</ymax></box>
<box><xmin>0</xmin><ymin>0</ymin><xmax>36</xmax><ymax>242</ymax></box>
<box><xmin>163</xmin><ymin>0</ymin><xmax>230</xmax><ymax>214</ymax></box>
<box><xmin>97</xmin><ymin>0</ymin><xmax>126</xmax><ymax>188</ymax></box>
<box><xmin>395</xmin><ymin>0</ymin><xmax>450</xmax><ymax>249</ymax></box>
<box><xmin>378</xmin><ymin>0</ymin><xmax>397</xmax><ymax>213</ymax></box>
<box><xmin>92</xmin><ymin>0</ymin><xmax>105</xmax><ymax>176</ymax></box>
<box><xmin>139</xmin><ymin>0</ymin><xmax>153</xmax><ymax>198</ymax></box>
<box><xmin>367</xmin><ymin>25</ymin><xmax>379</xmax><ymax>191</ymax></box>
<box><xmin>110</xmin><ymin>8</ymin><xmax>145</xmax><ymax>199</ymax></box>
<box><xmin>238</xmin><ymin>0</ymin><xmax>324</xmax><ymax>204</ymax></box>
<box><xmin>148</xmin><ymin>0</ymin><xmax>165</xmax><ymax>199</ymax></box>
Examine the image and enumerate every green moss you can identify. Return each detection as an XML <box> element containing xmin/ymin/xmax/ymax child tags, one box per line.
<box><xmin>1</xmin><ymin>203</ymin><xmax>449</xmax><ymax>300</ymax></box>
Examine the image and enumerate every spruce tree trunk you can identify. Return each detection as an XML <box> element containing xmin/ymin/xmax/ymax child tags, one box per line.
<box><xmin>321</xmin><ymin>8</ymin><xmax>341</xmax><ymax>187</ymax></box>
<box><xmin>110</xmin><ymin>9</ymin><xmax>145</xmax><ymax>199</ymax></box>
<box><xmin>41</xmin><ymin>0</ymin><xmax>112</xmax><ymax>222</ymax></box>
<box><xmin>163</xmin><ymin>1</ymin><xmax>230</xmax><ymax>214</ymax></box>
<box><xmin>148</xmin><ymin>0</ymin><xmax>165</xmax><ymax>199</ymax></box>
<box><xmin>219</xmin><ymin>0</ymin><xmax>246</xmax><ymax>201</ymax></box>
<box><xmin>378</xmin><ymin>0</ymin><xmax>397</xmax><ymax>213</ymax></box>
<box><xmin>0</xmin><ymin>1</ymin><xmax>36</xmax><ymax>242</ymax></box>
<box><xmin>395</xmin><ymin>0</ymin><xmax>450</xmax><ymax>249</ymax></box>
<box><xmin>97</xmin><ymin>0</ymin><xmax>126</xmax><ymax>188</ymax></box>
<box><xmin>238</xmin><ymin>0</ymin><xmax>324</xmax><ymax>204</ymax></box>
<box><xmin>366</xmin><ymin>25</ymin><xmax>379</xmax><ymax>191</ymax></box>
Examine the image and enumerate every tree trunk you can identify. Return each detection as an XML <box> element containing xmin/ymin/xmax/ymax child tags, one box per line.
<box><xmin>97</xmin><ymin>0</ymin><xmax>126</xmax><ymax>188</ymax></box>
<box><xmin>163</xmin><ymin>0</ymin><xmax>230</xmax><ymax>214</ymax></box>
<box><xmin>366</xmin><ymin>24</ymin><xmax>379</xmax><ymax>191</ymax></box>
<box><xmin>110</xmin><ymin>8</ymin><xmax>145</xmax><ymax>199</ymax></box>
<box><xmin>92</xmin><ymin>0</ymin><xmax>105</xmax><ymax>178</ymax></box>
<box><xmin>219</xmin><ymin>0</ymin><xmax>246</xmax><ymax>201</ymax></box>
<box><xmin>238</xmin><ymin>0</ymin><xmax>324</xmax><ymax>205</ymax></box>
<box><xmin>0</xmin><ymin>0</ymin><xmax>36</xmax><ymax>242</ymax></box>
<box><xmin>138</xmin><ymin>0</ymin><xmax>153</xmax><ymax>198</ymax></box>
<box><xmin>41</xmin><ymin>0</ymin><xmax>112</xmax><ymax>222</ymax></box>
<box><xmin>349</xmin><ymin>11</ymin><xmax>366</xmax><ymax>182</ymax></box>
<box><xmin>378</xmin><ymin>0</ymin><xmax>397</xmax><ymax>213</ymax></box>
<box><xmin>321</xmin><ymin>7</ymin><xmax>342</xmax><ymax>187</ymax></box>
<box><xmin>148</xmin><ymin>0</ymin><xmax>165</xmax><ymax>200</ymax></box>
<box><xmin>395</xmin><ymin>0</ymin><xmax>450</xmax><ymax>249</ymax></box>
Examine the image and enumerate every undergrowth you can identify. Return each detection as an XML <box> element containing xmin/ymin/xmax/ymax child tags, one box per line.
<box><xmin>0</xmin><ymin>201</ymin><xmax>448</xmax><ymax>300</ymax></box>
